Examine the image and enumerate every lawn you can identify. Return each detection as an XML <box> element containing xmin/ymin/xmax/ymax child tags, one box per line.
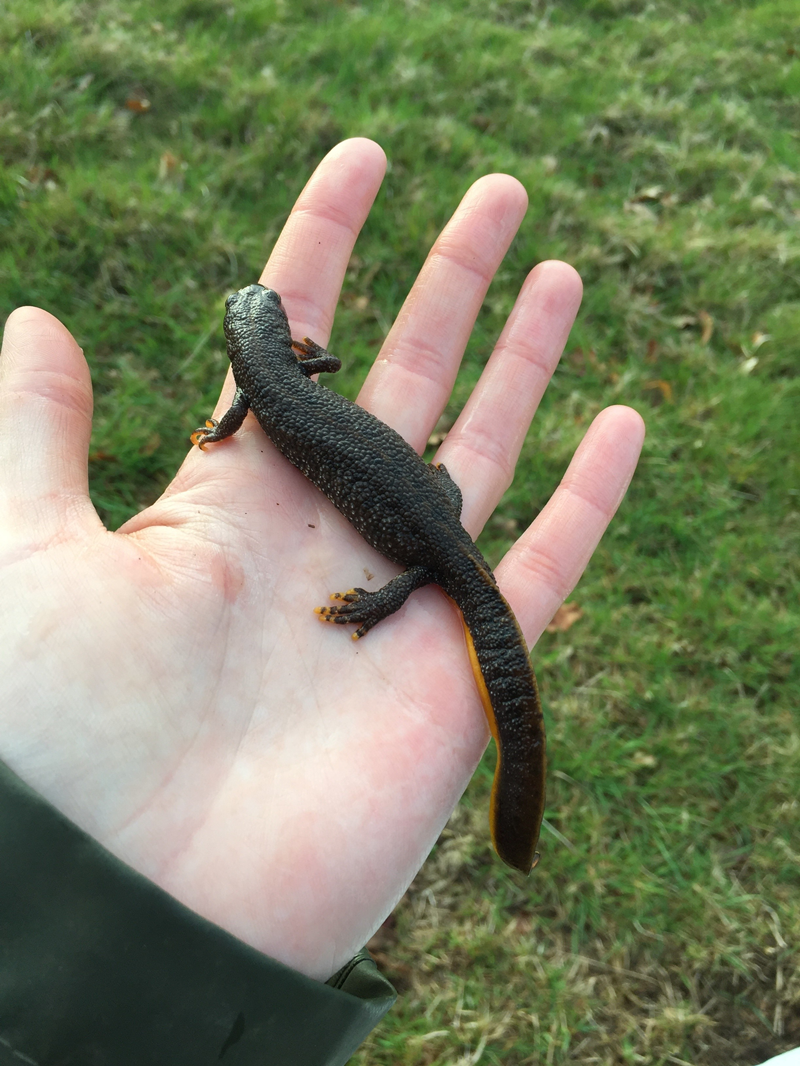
<box><xmin>1</xmin><ymin>1</ymin><xmax>798</xmax><ymax>1063</ymax></box>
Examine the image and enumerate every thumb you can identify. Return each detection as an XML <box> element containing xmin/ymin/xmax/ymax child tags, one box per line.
<box><xmin>0</xmin><ymin>307</ymin><xmax>99</xmax><ymax>536</ymax></box>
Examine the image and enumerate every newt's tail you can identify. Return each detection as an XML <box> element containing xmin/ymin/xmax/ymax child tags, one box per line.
<box><xmin>449</xmin><ymin>559</ymin><xmax>546</xmax><ymax>874</ymax></box>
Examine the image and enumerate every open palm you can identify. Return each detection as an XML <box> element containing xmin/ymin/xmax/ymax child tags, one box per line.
<box><xmin>0</xmin><ymin>139</ymin><xmax>643</xmax><ymax>982</ymax></box>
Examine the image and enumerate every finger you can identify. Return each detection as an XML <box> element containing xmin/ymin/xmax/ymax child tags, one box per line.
<box><xmin>192</xmin><ymin>138</ymin><xmax>387</xmax><ymax>435</ymax></box>
<box><xmin>434</xmin><ymin>260</ymin><xmax>583</xmax><ymax>537</ymax></box>
<box><xmin>261</xmin><ymin>137</ymin><xmax>387</xmax><ymax>345</ymax></box>
<box><xmin>357</xmin><ymin>174</ymin><xmax>529</xmax><ymax>450</ymax></box>
<box><xmin>0</xmin><ymin>307</ymin><xmax>97</xmax><ymax>533</ymax></box>
<box><xmin>496</xmin><ymin>405</ymin><xmax>646</xmax><ymax>647</ymax></box>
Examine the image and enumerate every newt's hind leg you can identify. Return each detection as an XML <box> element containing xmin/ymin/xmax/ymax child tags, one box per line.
<box><xmin>315</xmin><ymin>565</ymin><xmax>435</xmax><ymax>639</ymax></box>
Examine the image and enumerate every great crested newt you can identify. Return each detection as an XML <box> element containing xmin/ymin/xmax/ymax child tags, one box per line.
<box><xmin>191</xmin><ymin>283</ymin><xmax>545</xmax><ymax>874</ymax></box>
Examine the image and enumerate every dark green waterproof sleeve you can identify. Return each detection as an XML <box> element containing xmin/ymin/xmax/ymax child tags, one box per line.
<box><xmin>0</xmin><ymin>761</ymin><xmax>395</xmax><ymax>1065</ymax></box>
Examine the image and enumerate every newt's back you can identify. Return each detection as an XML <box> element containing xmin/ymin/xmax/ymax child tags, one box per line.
<box><xmin>224</xmin><ymin>285</ymin><xmax>476</xmax><ymax>572</ymax></box>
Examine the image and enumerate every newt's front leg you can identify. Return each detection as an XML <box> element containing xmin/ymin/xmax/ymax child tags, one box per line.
<box><xmin>292</xmin><ymin>338</ymin><xmax>342</xmax><ymax>377</ymax></box>
<box><xmin>190</xmin><ymin>386</ymin><xmax>250</xmax><ymax>448</ymax></box>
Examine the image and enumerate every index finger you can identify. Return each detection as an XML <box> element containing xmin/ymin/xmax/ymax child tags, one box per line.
<box><xmin>259</xmin><ymin>138</ymin><xmax>387</xmax><ymax>346</ymax></box>
<box><xmin>200</xmin><ymin>138</ymin><xmax>388</xmax><ymax>424</ymax></box>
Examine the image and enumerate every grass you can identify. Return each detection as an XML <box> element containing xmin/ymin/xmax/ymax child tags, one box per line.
<box><xmin>2</xmin><ymin>0</ymin><xmax>798</xmax><ymax>1062</ymax></box>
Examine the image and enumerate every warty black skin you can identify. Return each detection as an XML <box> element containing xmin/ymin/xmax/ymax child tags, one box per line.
<box><xmin>192</xmin><ymin>283</ymin><xmax>546</xmax><ymax>873</ymax></box>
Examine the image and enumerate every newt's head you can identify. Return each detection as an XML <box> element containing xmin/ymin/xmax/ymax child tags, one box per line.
<box><xmin>223</xmin><ymin>283</ymin><xmax>292</xmax><ymax>361</ymax></box>
<box><xmin>225</xmin><ymin>283</ymin><xmax>284</xmax><ymax>317</ymax></box>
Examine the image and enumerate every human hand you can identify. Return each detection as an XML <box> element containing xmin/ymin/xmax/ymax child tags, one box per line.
<box><xmin>0</xmin><ymin>138</ymin><xmax>643</xmax><ymax>982</ymax></box>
